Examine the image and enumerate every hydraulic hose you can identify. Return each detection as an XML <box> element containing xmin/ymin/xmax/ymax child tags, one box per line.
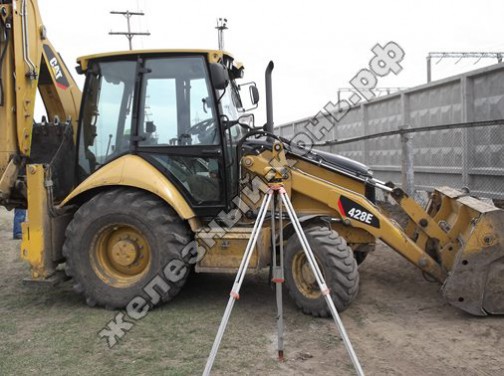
<box><xmin>0</xmin><ymin>15</ymin><xmax>11</xmax><ymax>106</ymax></box>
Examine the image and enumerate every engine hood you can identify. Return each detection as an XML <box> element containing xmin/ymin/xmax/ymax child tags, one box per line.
<box><xmin>310</xmin><ymin>149</ymin><xmax>373</xmax><ymax>178</ymax></box>
<box><xmin>242</xmin><ymin>139</ymin><xmax>373</xmax><ymax>179</ymax></box>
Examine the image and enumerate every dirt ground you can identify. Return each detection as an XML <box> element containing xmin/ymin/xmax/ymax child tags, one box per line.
<box><xmin>0</xmin><ymin>207</ymin><xmax>503</xmax><ymax>376</ymax></box>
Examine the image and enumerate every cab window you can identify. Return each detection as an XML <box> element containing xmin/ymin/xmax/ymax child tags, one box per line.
<box><xmin>78</xmin><ymin>60</ymin><xmax>136</xmax><ymax>179</ymax></box>
<box><xmin>137</xmin><ymin>56</ymin><xmax>224</xmax><ymax>209</ymax></box>
<box><xmin>138</xmin><ymin>57</ymin><xmax>218</xmax><ymax>146</ymax></box>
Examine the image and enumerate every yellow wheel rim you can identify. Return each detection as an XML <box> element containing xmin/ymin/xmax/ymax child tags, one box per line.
<box><xmin>91</xmin><ymin>224</ymin><xmax>151</xmax><ymax>288</ymax></box>
<box><xmin>292</xmin><ymin>251</ymin><xmax>323</xmax><ymax>299</ymax></box>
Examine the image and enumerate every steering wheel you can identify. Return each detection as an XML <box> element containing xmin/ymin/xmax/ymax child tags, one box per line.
<box><xmin>188</xmin><ymin>118</ymin><xmax>215</xmax><ymax>135</ymax></box>
<box><xmin>187</xmin><ymin>117</ymin><xmax>216</xmax><ymax>144</ymax></box>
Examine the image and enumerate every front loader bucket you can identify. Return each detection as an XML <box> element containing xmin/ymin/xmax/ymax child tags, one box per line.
<box><xmin>427</xmin><ymin>188</ymin><xmax>504</xmax><ymax>316</ymax></box>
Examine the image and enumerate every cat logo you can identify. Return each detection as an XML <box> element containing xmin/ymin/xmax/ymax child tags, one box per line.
<box><xmin>49</xmin><ymin>57</ymin><xmax>63</xmax><ymax>80</ymax></box>
<box><xmin>43</xmin><ymin>44</ymin><xmax>70</xmax><ymax>90</ymax></box>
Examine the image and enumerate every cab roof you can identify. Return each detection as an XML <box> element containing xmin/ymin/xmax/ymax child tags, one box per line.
<box><xmin>77</xmin><ymin>49</ymin><xmax>236</xmax><ymax>72</ymax></box>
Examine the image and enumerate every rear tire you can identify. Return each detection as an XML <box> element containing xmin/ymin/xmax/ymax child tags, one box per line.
<box><xmin>63</xmin><ymin>188</ymin><xmax>192</xmax><ymax>309</ymax></box>
<box><xmin>284</xmin><ymin>226</ymin><xmax>359</xmax><ymax>317</ymax></box>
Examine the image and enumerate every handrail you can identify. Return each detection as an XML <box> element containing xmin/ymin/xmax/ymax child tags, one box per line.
<box><xmin>312</xmin><ymin>119</ymin><xmax>504</xmax><ymax>147</ymax></box>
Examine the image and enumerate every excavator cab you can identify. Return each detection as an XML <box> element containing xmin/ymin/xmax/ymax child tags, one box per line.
<box><xmin>74</xmin><ymin>51</ymin><xmax>255</xmax><ymax>216</ymax></box>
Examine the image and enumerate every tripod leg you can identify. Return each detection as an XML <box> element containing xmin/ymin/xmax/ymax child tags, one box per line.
<box><xmin>271</xmin><ymin>193</ymin><xmax>285</xmax><ymax>361</ymax></box>
<box><xmin>279</xmin><ymin>190</ymin><xmax>365</xmax><ymax>376</ymax></box>
<box><xmin>202</xmin><ymin>191</ymin><xmax>273</xmax><ymax>376</ymax></box>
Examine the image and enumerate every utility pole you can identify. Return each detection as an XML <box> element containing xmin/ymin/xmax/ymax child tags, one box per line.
<box><xmin>215</xmin><ymin>18</ymin><xmax>228</xmax><ymax>51</ymax></box>
<box><xmin>109</xmin><ymin>10</ymin><xmax>151</xmax><ymax>50</ymax></box>
<box><xmin>426</xmin><ymin>52</ymin><xmax>504</xmax><ymax>83</ymax></box>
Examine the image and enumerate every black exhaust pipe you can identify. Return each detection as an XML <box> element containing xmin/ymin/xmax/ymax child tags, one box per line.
<box><xmin>265</xmin><ymin>61</ymin><xmax>274</xmax><ymax>134</ymax></box>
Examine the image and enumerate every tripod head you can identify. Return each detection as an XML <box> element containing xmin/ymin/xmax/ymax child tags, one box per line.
<box><xmin>264</xmin><ymin>142</ymin><xmax>290</xmax><ymax>184</ymax></box>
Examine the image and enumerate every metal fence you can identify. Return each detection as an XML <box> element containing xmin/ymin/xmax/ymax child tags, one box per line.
<box><xmin>276</xmin><ymin>63</ymin><xmax>504</xmax><ymax>200</ymax></box>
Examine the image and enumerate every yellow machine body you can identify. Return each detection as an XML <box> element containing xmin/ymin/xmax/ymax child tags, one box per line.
<box><xmin>2</xmin><ymin>0</ymin><xmax>504</xmax><ymax>316</ymax></box>
<box><xmin>61</xmin><ymin>155</ymin><xmax>196</xmax><ymax>221</ymax></box>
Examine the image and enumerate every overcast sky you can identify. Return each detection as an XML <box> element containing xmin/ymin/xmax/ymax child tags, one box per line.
<box><xmin>41</xmin><ymin>0</ymin><xmax>504</xmax><ymax>126</ymax></box>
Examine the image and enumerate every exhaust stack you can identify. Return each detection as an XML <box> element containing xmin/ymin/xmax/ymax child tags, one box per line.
<box><xmin>265</xmin><ymin>61</ymin><xmax>274</xmax><ymax>134</ymax></box>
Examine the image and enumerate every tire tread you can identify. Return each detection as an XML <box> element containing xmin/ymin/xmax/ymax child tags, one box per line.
<box><xmin>284</xmin><ymin>225</ymin><xmax>359</xmax><ymax>317</ymax></box>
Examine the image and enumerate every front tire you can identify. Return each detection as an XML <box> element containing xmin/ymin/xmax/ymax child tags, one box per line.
<box><xmin>284</xmin><ymin>226</ymin><xmax>359</xmax><ymax>317</ymax></box>
<box><xmin>63</xmin><ymin>188</ymin><xmax>192</xmax><ymax>309</ymax></box>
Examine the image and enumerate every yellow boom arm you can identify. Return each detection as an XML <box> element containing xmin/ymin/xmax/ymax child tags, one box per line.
<box><xmin>0</xmin><ymin>0</ymin><xmax>81</xmax><ymax>203</ymax></box>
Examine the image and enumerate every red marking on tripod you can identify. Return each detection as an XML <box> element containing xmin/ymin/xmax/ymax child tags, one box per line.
<box><xmin>230</xmin><ymin>291</ymin><xmax>240</xmax><ymax>300</ymax></box>
<box><xmin>270</xmin><ymin>185</ymin><xmax>286</xmax><ymax>193</ymax></box>
<box><xmin>272</xmin><ymin>278</ymin><xmax>284</xmax><ymax>283</ymax></box>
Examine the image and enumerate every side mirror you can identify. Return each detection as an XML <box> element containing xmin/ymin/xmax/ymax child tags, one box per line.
<box><xmin>238</xmin><ymin>114</ymin><xmax>255</xmax><ymax>129</ymax></box>
<box><xmin>223</xmin><ymin>113</ymin><xmax>257</xmax><ymax>131</ymax></box>
<box><xmin>249</xmin><ymin>85</ymin><xmax>259</xmax><ymax>105</ymax></box>
<box><xmin>237</xmin><ymin>82</ymin><xmax>259</xmax><ymax>112</ymax></box>
<box><xmin>209</xmin><ymin>63</ymin><xmax>229</xmax><ymax>90</ymax></box>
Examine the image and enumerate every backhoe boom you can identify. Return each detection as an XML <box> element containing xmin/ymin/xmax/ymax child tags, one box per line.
<box><xmin>0</xmin><ymin>0</ymin><xmax>81</xmax><ymax>204</ymax></box>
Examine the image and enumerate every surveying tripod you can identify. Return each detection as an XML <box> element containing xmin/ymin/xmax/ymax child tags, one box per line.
<box><xmin>203</xmin><ymin>142</ymin><xmax>364</xmax><ymax>376</ymax></box>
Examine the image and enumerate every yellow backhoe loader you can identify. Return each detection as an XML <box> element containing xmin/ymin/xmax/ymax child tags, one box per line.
<box><xmin>1</xmin><ymin>0</ymin><xmax>503</xmax><ymax>317</ymax></box>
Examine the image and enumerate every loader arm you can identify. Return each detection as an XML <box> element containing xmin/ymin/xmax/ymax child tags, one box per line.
<box><xmin>244</xmin><ymin>143</ymin><xmax>504</xmax><ymax>316</ymax></box>
<box><xmin>0</xmin><ymin>0</ymin><xmax>81</xmax><ymax>203</ymax></box>
<box><xmin>245</xmin><ymin>147</ymin><xmax>446</xmax><ymax>281</ymax></box>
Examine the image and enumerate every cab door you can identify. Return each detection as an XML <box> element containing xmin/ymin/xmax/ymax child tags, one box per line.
<box><xmin>218</xmin><ymin>85</ymin><xmax>248</xmax><ymax>204</ymax></box>
<box><xmin>134</xmin><ymin>55</ymin><xmax>227</xmax><ymax>217</ymax></box>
